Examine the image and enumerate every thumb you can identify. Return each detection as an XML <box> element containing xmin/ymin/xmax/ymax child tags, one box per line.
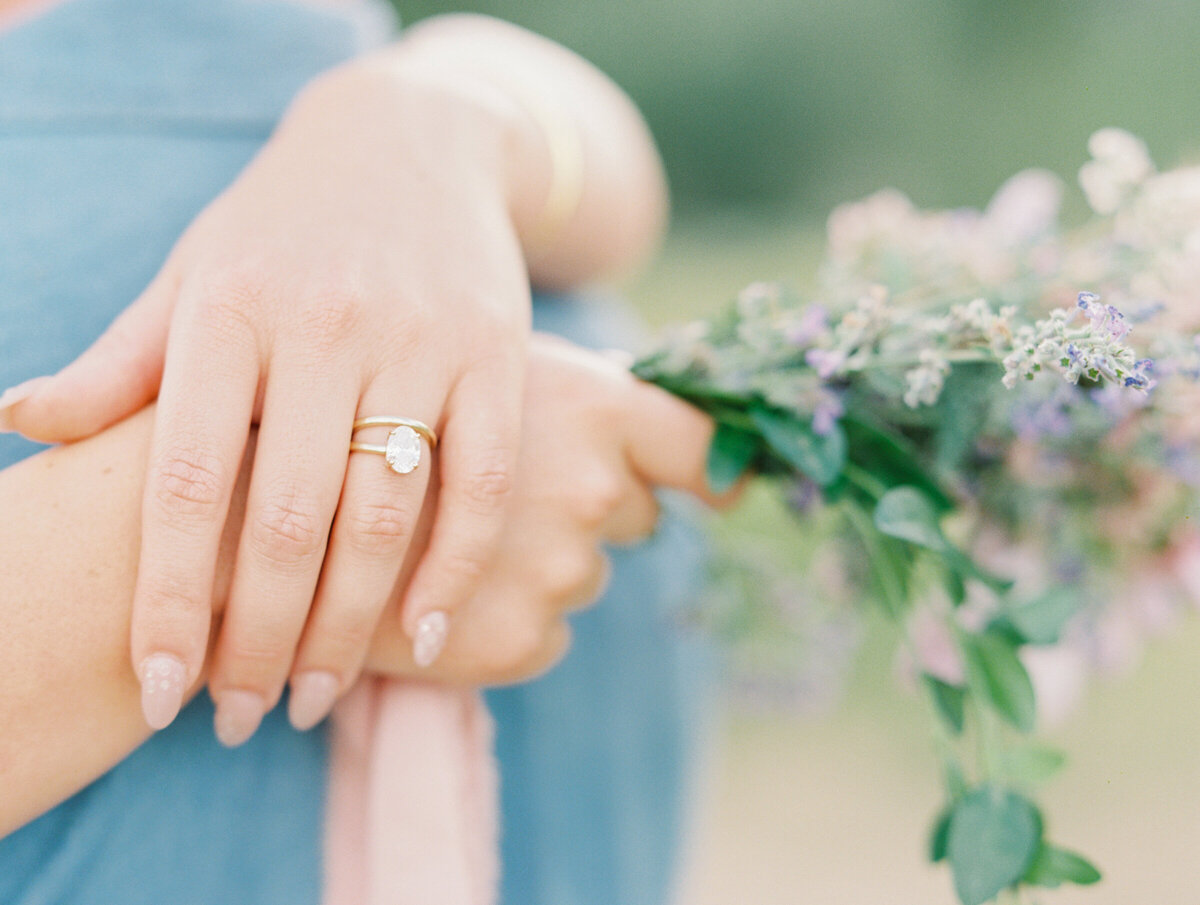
<box><xmin>6</xmin><ymin>270</ymin><xmax>177</xmax><ymax>442</ymax></box>
<box><xmin>623</xmin><ymin>378</ymin><xmax>737</xmax><ymax>507</ymax></box>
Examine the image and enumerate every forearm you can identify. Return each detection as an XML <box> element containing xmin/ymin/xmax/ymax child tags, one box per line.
<box><xmin>322</xmin><ymin>13</ymin><xmax>668</xmax><ymax>290</ymax></box>
<box><xmin>0</xmin><ymin>411</ymin><xmax>230</xmax><ymax>835</ymax></box>
<box><xmin>0</xmin><ymin>411</ymin><xmax>416</xmax><ymax>836</ymax></box>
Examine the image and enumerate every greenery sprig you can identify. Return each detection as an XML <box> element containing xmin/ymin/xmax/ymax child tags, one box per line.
<box><xmin>633</xmin><ymin>129</ymin><xmax>1200</xmax><ymax>904</ymax></box>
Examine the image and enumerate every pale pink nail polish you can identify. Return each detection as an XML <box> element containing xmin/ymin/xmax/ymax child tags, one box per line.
<box><xmin>0</xmin><ymin>376</ymin><xmax>50</xmax><ymax>432</ymax></box>
<box><xmin>413</xmin><ymin>610</ymin><xmax>449</xmax><ymax>668</ymax></box>
<box><xmin>138</xmin><ymin>653</ymin><xmax>187</xmax><ymax>730</ymax></box>
<box><xmin>214</xmin><ymin>689</ymin><xmax>266</xmax><ymax>747</ymax></box>
<box><xmin>288</xmin><ymin>671</ymin><xmax>340</xmax><ymax>731</ymax></box>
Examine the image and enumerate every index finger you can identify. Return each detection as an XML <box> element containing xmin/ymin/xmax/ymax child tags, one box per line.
<box><xmin>132</xmin><ymin>302</ymin><xmax>259</xmax><ymax>729</ymax></box>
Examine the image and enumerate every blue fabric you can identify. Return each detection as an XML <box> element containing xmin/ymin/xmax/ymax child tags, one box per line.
<box><xmin>0</xmin><ymin>2</ymin><xmax>709</xmax><ymax>903</ymax></box>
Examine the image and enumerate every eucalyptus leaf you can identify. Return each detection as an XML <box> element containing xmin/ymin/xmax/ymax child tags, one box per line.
<box><xmin>1002</xmin><ymin>589</ymin><xmax>1082</xmax><ymax>646</ymax></box>
<box><xmin>963</xmin><ymin>629</ymin><xmax>1037</xmax><ymax>733</ymax></box>
<box><xmin>1003</xmin><ymin>745</ymin><xmax>1067</xmax><ymax>785</ymax></box>
<box><xmin>923</xmin><ymin>674</ymin><xmax>966</xmax><ymax>735</ymax></box>
<box><xmin>934</xmin><ymin>364</ymin><xmax>999</xmax><ymax>473</ymax></box>
<box><xmin>944</xmin><ymin>547</ymin><xmax>1015</xmax><ymax>595</ymax></box>
<box><xmin>1023</xmin><ymin>843</ymin><xmax>1102</xmax><ymax>888</ymax></box>
<box><xmin>751</xmin><ymin>407</ymin><xmax>846</xmax><ymax>486</ymax></box>
<box><xmin>706</xmin><ymin>423</ymin><xmax>759</xmax><ymax>493</ymax></box>
<box><xmin>873</xmin><ymin>486</ymin><xmax>949</xmax><ymax>551</ymax></box>
<box><xmin>947</xmin><ymin>786</ymin><xmax>1042</xmax><ymax>905</ymax></box>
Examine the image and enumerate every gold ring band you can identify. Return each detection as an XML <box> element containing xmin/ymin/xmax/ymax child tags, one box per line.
<box><xmin>352</xmin><ymin>416</ymin><xmax>438</xmax><ymax>448</ymax></box>
<box><xmin>351</xmin><ymin>416</ymin><xmax>438</xmax><ymax>475</ymax></box>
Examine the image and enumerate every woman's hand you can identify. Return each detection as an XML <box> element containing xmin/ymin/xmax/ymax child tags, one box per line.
<box><xmin>352</xmin><ymin>335</ymin><xmax>719</xmax><ymax>695</ymax></box>
<box><xmin>0</xmin><ymin>15</ymin><xmax>670</xmax><ymax>746</ymax></box>
<box><xmin>7</xmin><ymin>65</ymin><xmax>533</xmax><ymax>745</ymax></box>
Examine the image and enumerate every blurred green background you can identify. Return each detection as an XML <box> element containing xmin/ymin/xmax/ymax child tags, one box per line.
<box><xmin>392</xmin><ymin>3</ymin><xmax>1200</xmax><ymax>903</ymax></box>
<box><xmin>398</xmin><ymin>0</ymin><xmax>1200</xmax><ymax>222</ymax></box>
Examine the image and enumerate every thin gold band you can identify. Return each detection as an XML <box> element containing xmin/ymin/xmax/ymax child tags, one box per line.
<box><xmin>351</xmin><ymin>416</ymin><xmax>438</xmax><ymax>449</ymax></box>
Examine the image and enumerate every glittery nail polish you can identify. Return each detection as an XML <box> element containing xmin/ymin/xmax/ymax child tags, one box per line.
<box><xmin>138</xmin><ymin>652</ymin><xmax>187</xmax><ymax>730</ymax></box>
<box><xmin>413</xmin><ymin>610</ymin><xmax>449</xmax><ymax>668</ymax></box>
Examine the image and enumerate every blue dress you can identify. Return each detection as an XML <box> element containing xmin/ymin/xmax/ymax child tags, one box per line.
<box><xmin>0</xmin><ymin>2</ymin><xmax>708</xmax><ymax>903</ymax></box>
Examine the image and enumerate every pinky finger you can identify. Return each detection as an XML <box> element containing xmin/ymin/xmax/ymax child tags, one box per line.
<box><xmin>399</xmin><ymin>364</ymin><xmax>522</xmax><ymax>665</ymax></box>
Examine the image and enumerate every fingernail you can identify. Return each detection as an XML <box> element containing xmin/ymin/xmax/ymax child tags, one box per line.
<box><xmin>214</xmin><ymin>689</ymin><xmax>266</xmax><ymax>747</ymax></box>
<box><xmin>138</xmin><ymin>653</ymin><xmax>188</xmax><ymax>730</ymax></box>
<box><xmin>413</xmin><ymin>610</ymin><xmax>449</xmax><ymax>668</ymax></box>
<box><xmin>0</xmin><ymin>376</ymin><xmax>50</xmax><ymax>432</ymax></box>
<box><xmin>288</xmin><ymin>670</ymin><xmax>340</xmax><ymax>731</ymax></box>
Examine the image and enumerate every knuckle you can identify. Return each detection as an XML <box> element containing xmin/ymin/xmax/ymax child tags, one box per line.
<box><xmin>297</xmin><ymin>288</ymin><xmax>364</xmax><ymax>345</ymax></box>
<box><xmin>486</xmin><ymin>613</ymin><xmax>548</xmax><ymax>677</ymax></box>
<box><xmin>222</xmin><ymin>631</ymin><xmax>292</xmax><ymax>674</ymax></box>
<box><xmin>152</xmin><ymin>448</ymin><xmax>228</xmax><ymax>519</ymax></box>
<box><xmin>441</xmin><ymin>545</ymin><xmax>491</xmax><ymax>583</ymax></box>
<box><xmin>249</xmin><ymin>494</ymin><xmax>326</xmax><ymax>566</ymax></box>
<box><xmin>572</xmin><ymin>473</ymin><xmax>625</xmax><ymax>529</ymax></box>
<box><xmin>539</xmin><ymin>549</ymin><xmax>598</xmax><ymax>602</ymax></box>
<box><xmin>485</xmin><ymin>618</ymin><xmax>571</xmax><ymax>684</ymax></box>
<box><xmin>140</xmin><ymin>582</ymin><xmax>208</xmax><ymax>622</ymax></box>
<box><xmin>196</xmin><ymin>275</ymin><xmax>262</xmax><ymax>330</ymax></box>
<box><xmin>457</xmin><ymin>460</ymin><xmax>514</xmax><ymax>514</ymax></box>
<box><xmin>343</xmin><ymin>496</ymin><xmax>416</xmax><ymax>557</ymax></box>
<box><xmin>309</xmin><ymin>615</ymin><xmax>376</xmax><ymax>662</ymax></box>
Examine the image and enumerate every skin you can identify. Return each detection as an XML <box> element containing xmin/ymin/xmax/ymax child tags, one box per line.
<box><xmin>3</xmin><ymin>13</ymin><xmax>670</xmax><ymax>745</ymax></box>
<box><xmin>0</xmin><ymin>336</ymin><xmax>718</xmax><ymax>839</ymax></box>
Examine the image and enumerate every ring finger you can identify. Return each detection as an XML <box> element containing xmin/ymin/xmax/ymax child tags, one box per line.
<box><xmin>286</xmin><ymin>378</ymin><xmax>443</xmax><ymax>730</ymax></box>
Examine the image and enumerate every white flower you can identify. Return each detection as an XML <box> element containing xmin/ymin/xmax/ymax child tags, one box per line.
<box><xmin>1079</xmin><ymin>127</ymin><xmax>1155</xmax><ymax>215</ymax></box>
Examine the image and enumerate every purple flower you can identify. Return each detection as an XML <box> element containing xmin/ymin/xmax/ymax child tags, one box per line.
<box><xmin>1010</xmin><ymin>384</ymin><xmax>1078</xmax><ymax>439</ymax></box>
<box><xmin>784</xmin><ymin>304</ymin><xmax>829</xmax><ymax>347</ymax></box>
<box><xmin>806</xmin><ymin>348</ymin><xmax>845</xmax><ymax>380</ymax></box>
<box><xmin>786</xmin><ymin>478</ymin><xmax>821</xmax><ymax>513</ymax></box>
<box><xmin>1106</xmin><ymin>305</ymin><xmax>1130</xmax><ymax>340</ymax></box>
<box><xmin>812</xmin><ymin>391</ymin><xmax>845</xmax><ymax>436</ymax></box>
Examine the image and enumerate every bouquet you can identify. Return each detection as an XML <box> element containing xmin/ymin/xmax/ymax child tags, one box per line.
<box><xmin>634</xmin><ymin>129</ymin><xmax>1200</xmax><ymax>905</ymax></box>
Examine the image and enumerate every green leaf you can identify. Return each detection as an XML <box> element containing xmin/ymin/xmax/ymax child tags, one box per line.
<box><xmin>944</xmin><ymin>548</ymin><xmax>1015</xmax><ymax>595</ymax></box>
<box><xmin>923</xmin><ymin>674</ymin><xmax>966</xmax><ymax>735</ymax></box>
<box><xmin>1002</xmin><ymin>745</ymin><xmax>1067</xmax><ymax>785</ymax></box>
<box><xmin>706</xmin><ymin>423</ymin><xmax>759</xmax><ymax>493</ymax></box>
<box><xmin>840</xmin><ymin>415</ymin><xmax>954</xmax><ymax>510</ymax></box>
<box><xmin>962</xmin><ymin>630</ymin><xmax>1037</xmax><ymax>733</ymax></box>
<box><xmin>1002</xmin><ymin>589</ymin><xmax>1082</xmax><ymax>646</ymax></box>
<box><xmin>934</xmin><ymin>363</ymin><xmax>1000</xmax><ymax>474</ymax></box>
<box><xmin>873</xmin><ymin>486</ymin><xmax>949</xmax><ymax>551</ymax></box>
<box><xmin>930</xmin><ymin>809</ymin><xmax>952</xmax><ymax>862</ymax></box>
<box><xmin>947</xmin><ymin>786</ymin><xmax>1042</xmax><ymax>905</ymax></box>
<box><xmin>944</xmin><ymin>569</ymin><xmax>967</xmax><ymax>606</ymax></box>
<box><xmin>1023</xmin><ymin>843</ymin><xmax>1102</xmax><ymax>888</ymax></box>
<box><xmin>751</xmin><ymin>407</ymin><xmax>846</xmax><ymax>486</ymax></box>
<box><xmin>873</xmin><ymin>487</ymin><xmax>1014</xmax><ymax>594</ymax></box>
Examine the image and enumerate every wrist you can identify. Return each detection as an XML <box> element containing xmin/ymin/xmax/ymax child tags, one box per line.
<box><xmin>291</xmin><ymin>55</ymin><xmax>535</xmax><ymax>238</ymax></box>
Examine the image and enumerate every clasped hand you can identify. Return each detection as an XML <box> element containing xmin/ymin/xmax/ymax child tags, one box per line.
<box><xmin>4</xmin><ymin>63</ymin><xmax>718</xmax><ymax>746</ymax></box>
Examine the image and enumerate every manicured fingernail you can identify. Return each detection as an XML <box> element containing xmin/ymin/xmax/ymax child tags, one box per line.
<box><xmin>413</xmin><ymin>610</ymin><xmax>449</xmax><ymax>668</ymax></box>
<box><xmin>0</xmin><ymin>376</ymin><xmax>50</xmax><ymax>432</ymax></box>
<box><xmin>138</xmin><ymin>653</ymin><xmax>187</xmax><ymax>730</ymax></box>
<box><xmin>288</xmin><ymin>670</ymin><xmax>340</xmax><ymax>731</ymax></box>
<box><xmin>214</xmin><ymin>689</ymin><xmax>266</xmax><ymax>747</ymax></box>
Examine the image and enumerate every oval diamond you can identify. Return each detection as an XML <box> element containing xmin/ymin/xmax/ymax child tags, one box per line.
<box><xmin>384</xmin><ymin>425</ymin><xmax>422</xmax><ymax>474</ymax></box>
